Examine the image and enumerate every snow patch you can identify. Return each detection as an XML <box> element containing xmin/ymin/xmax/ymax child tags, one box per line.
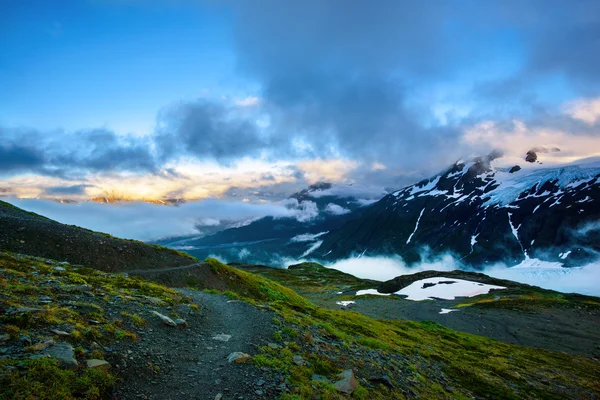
<box><xmin>355</xmin><ymin>289</ymin><xmax>390</xmax><ymax>297</ymax></box>
<box><xmin>395</xmin><ymin>277</ymin><xmax>506</xmax><ymax>301</ymax></box>
<box><xmin>439</xmin><ymin>308</ymin><xmax>459</xmax><ymax>314</ymax></box>
<box><xmin>336</xmin><ymin>301</ymin><xmax>356</xmax><ymax>307</ymax></box>
<box><xmin>301</xmin><ymin>241</ymin><xmax>323</xmax><ymax>258</ymax></box>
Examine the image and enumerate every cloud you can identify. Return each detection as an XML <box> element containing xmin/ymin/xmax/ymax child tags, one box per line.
<box><xmin>279</xmin><ymin>198</ymin><xmax>319</xmax><ymax>222</ymax></box>
<box><xmin>5</xmin><ymin>197</ymin><xmax>321</xmax><ymax>241</ymax></box>
<box><xmin>563</xmin><ymin>98</ymin><xmax>600</xmax><ymax>125</ymax></box>
<box><xmin>324</xmin><ymin>203</ymin><xmax>350</xmax><ymax>215</ymax></box>
<box><xmin>45</xmin><ymin>184</ymin><xmax>94</xmax><ymax>196</ymax></box>
<box><xmin>235</xmin><ymin>96</ymin><xmax>260</xmax><ymax>107</ymax></box>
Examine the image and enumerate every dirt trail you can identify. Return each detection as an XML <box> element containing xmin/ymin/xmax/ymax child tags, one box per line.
<box><xmin>124</xmin><ymin>263</ymin><xmax>203</xmax><ymax>275</ymax></box>
<box><xmin>113</xmin><ymin>291</ymin><xmax>283</xmax><ymax>400</ymax></box>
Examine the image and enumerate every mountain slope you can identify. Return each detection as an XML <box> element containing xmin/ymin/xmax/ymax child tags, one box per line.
<box><xmin>157</xmin><ymin>182</ymin><xmax>380</xmax><ymax>263</ymax></box>
<box><xmin>316</xmin><ymin>155</ymin><xmax>600</xmax><ymax>268</ymax></box>
<box><xmin>0</xmin><ymin>200</ymin><xmax>195</xmax><ymax>272</ymax></box>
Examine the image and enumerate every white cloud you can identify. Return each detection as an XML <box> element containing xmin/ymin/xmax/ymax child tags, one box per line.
<box><xmin>324</xmin><ymin>203</ymin><xmax>350</xmax><ymax>215</ymax></box>
<box><xmin>235</xmin><ymin>96</ymin><xmax>261</xmax><ymax>107</ymax></box>
<box><xmin>563</xmin><ymin>97</ymin><xmax>600</xmax><ymax>125</ymax></box>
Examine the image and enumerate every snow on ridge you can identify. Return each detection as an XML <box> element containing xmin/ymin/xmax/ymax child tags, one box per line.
<box><xmin>301</xmin><ymin>240</ymin><xmax>323</xmax><ymax>257</ymax></box>
<box><xmin>482</xmin><ymin>162</ymin><xmax>600</xmax><ymax>206</ymax></box>
<box><xmin>355</xmin><ymin>289</ymin><xmax>390</xmax><ymax>297</ymax></box>
<box><xmin>407</xmin><ymin>208</ymin><xmax>425</xmax><ymax>244</ymax></box>
<box><xmin>290</xmin><ymin>231</ymin><xmax>329</xmax><ymax>242</ymax></box>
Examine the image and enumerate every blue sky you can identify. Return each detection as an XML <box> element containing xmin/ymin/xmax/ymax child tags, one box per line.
<box><xmin>1</xmin><ymin>1</ymin><xmax>240</xmax><ymax>133</ymax></box>
<box><xmin>1</xmin><ymin>0</ymin><xmax>599</xmax><ymax>201</ymax></box>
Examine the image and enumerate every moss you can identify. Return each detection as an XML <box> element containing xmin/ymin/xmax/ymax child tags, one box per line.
<box><xmin>0</xmin><ymin>358</ymin><xmax>114</xmax><ymax>399</ymax></box>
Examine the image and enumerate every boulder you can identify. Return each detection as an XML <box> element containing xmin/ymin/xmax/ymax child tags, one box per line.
<box><xmin>334</xmin><ymin>369</ymin><xmax>358</xmax><ymax>394</ymax></box>
<box><xmin>44</xmin><ymin>342</ymin><xmax>78</xmax><ymax>369</ymax></box>
<box><xmin>175</xmin><ymin>318</ymin><xmax>188</xmax><ymax>328</ymax></box>
<box><xmin>212</xmin><ymin>334</ymin><xmax>231</xmax><ymax>342</ymax></box>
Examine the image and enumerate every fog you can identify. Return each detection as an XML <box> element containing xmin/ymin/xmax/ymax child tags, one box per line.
<box><xmin>322</xmin><ymin>255</ymin><xmax>600</xmax><ymax>296</ymax></box>
<box><xmin>4</xmin><ymin>198</ymin><xmax>319</xmax><ymax>241</ymax></box>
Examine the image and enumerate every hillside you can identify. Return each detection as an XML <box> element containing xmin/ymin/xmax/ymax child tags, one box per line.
<box><xmin>2</xmin><ymin>253</ymin><xmax>600</xmax><ymax>399</ymax></box>
<box><xmin>316</xmin><ymin>155</ymin><xmax>600</xmax><ymax>268</ymax></box>
<box><xmin>0</xmin><ymin>200</ymin><xmax>195</xmax><ymax>272</ymax></box>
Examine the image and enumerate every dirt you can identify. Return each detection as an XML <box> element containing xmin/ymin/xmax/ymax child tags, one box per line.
<box><xmin>112</xmin><ymin>290</ymin><xmax>282</xmax><ymax>400</ymax></box>
<box><xmin>310</xmin><ymin>294</ymin><xmax>600</xmax><ymax>357</ymax></box>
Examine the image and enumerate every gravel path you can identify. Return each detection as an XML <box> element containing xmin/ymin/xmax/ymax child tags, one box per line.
<box><xmin>113</xmin><ymin>291</ymin><xmax>282</xmax><ymax>400</ymax></box>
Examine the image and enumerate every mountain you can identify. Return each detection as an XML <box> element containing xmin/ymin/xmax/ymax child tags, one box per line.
<box><xmin>316</xmin><ymin>154</ymin><xmax>600</xmax><ymax>268</ymax></box>
<box><xmin>156</xmin><ymin>182</ymin><xmax>385</xmax><ymax>263</ymax></box>
<box><xmin>0</xmin><ymin>200</ymin><xmax>196</xmax><ymax>272</ymax></box>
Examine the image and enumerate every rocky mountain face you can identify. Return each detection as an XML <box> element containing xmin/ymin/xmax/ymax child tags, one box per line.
<box><xmin>316</xmin><ymin>155</ymin><xmax>600</xmax><ymax>269</ymax></box>
<box><xmin>157</xmin><ymin>182</ymin><xmax>379</xmax><ymax>263</ymax></box>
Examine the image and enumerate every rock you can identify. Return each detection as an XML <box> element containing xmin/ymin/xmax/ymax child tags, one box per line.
<box><xmin>212</xmin><ymin>334</ymin><xmax>232</xmax><ymax>342</ymax></box>
<box><xmin>525</xmin><ymin>150</ymin><xmax>537</xmax><ymax>163</ymax></box>
<box><xmin>44</xmin><ymin>343</ymin><xmax>78</xmax><ymax>369</ymax></box>
<box><xmin>267</xmin><ymin>343</ymin><xmax>281</xmax><ymax>350</ymax></box>
<box><xmin>86</xmin><ymin>359</ymin><xmax>110</xmax><ymax>373</ymax></box>
<box><xmin>334</xmin><ymin>369</ymin><xmax>358</xmax><ymax>394</ymax></box>
<box><xmin>151</xmin><ymin>311</ymin><xmax>176</xmax><ymax>327</ymax></box>
<box><xmin>53</xmin><ymin>266</ymin><xmax>66</xmax><ymax>272</ymax></box>
<box><xmin>255</xmin><ymin>390</ymin><xmax>264</xmax><ymax>396</ymax></box>
<box><xmin>0</xmin><ymin>334</ymin><xmax>9</xmax><ymax>342</ymax></box>
<box><xmin>509</xmin><ymin>165</ymin><xmax>521</xmax><ymax>173</ymax></box>
<box><xmin>227</xmin><ymin>352</ymin><xmax>252</xmax><ymax>363</ymax></box>
<box><xmin>214</xmin><ymin>394</ymin><xmax>223</xmax><ymax>400</ymax></box>
<box><xmin>293</xmin><ymin>355</ymin><xmax>306</xmax><ymax>366</ymax></box>
<box><xmin>175</xmin><ymin>318</ymin><xmax>188</xmax><ymax>328</ymax></box>
<box><xmin>255</xmin><ymin>379</ymin><xmax>265</xmax><ymax>386</ymax></box>
<box><xmin>50</xmin><ymin>329</ymin><xmax>70</xmax><ymax>337</ymax></box>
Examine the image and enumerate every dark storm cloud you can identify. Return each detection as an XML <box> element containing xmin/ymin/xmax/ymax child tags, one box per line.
<box><xmin>0</xmin><ymin>144</ymin><xmax>45</xmax><ymax>173</ymax></box>
<box><xmin>155</xmin><ymin>100</ymin><xmax>273</xmax><ymax>164</ymax></box>
<box><xmin>221</xmin><ymin>0</ymin><xmax>600</xmax><ymax>173</ymax></box>
<box><xmin>0</xmin><ymin>126</ymin><xmax>157</xmax><ymax>178</ymax></box>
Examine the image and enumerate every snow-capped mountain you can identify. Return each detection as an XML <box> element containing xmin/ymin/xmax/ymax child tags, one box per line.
<box><xmin>316</xmin><ymin>154</ymin><xmax>600</xmax><ymax>269</ymax></box>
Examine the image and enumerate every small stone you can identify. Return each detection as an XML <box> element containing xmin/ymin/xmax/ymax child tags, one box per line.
<box><xmin>53</xmin><ymin>266</ymin><xmax>66</xmax><ymax>272</ymax></box>
<box><xmin>142</xmin><ymin>296</ymin><xmax>167</xmax><ymax>306</ymax></box>
<box><xmin>175</xmin><ymin>319</ymin><xmax>188</xmax><ymax>327</ymax></box>
<box><xmin>334</xmin><ymin>369</ymin><xmax>358</xmax><ymax>394</ymax></box>
<box><xmin>227</xmin><ymin>352</ymin><xmax>252</xmax><ymax>363</ymax></box>
<box><xmin>151</xmin><ymin>311</ymin><xmax>177</xmax><ymax>327</ymax></box>
<box><xmin>268</xmin><ymin>343</ymin><xmax>281</xmax><ymax>350</ymax></box>
<box><xmin>50</xmin><ymin>329</ymin><xmax>70</xmax><ymax>337</ymax></box>
<box><xmin>255</xmin><ymin>390</ymin><xmax>263</xmax><ymax>396</ymax></box>
<box><xmin>87</xmin><ymin>359</ymin><xmax>111</xmax><ymax>373</ymax></box>
<box><xmin>27</xmin><ymin>338</ymin><xmax>54</xmax><ymax>352</ymax></box>
<box><xmin>255</xmin><ymin>379</ymin><xmax>265</xmax><ymax>386</ymax></box>
<box><xmin>293</xmin><ymin>355</ymin><xmax>305</xmax><ymax>366</ymax></box>
<box><xmin>0</xmin><ymin>334</ymin><xmax>10</xmax><ymax>342</ymax></box>
<box><xmin>212</xmin><ymin>334</ymin><xmax>232</xmax><ymax>342</ymax></box>
<box><xmin>214</xmin><ymin>394</ymin><xmax>223</xmax><ymax>400</ymax></box>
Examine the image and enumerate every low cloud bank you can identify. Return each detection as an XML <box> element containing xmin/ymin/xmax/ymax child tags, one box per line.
<box><xmin>323</xmin><ymin>255</ymin><xmax>459</xmax><ymax>282</ymax></box>
<box><xmin>4</xmin><ymin>198</ymin><xmax>319</xmax><ymax>241</ymax></box>
<box><xmin>321</xmin><ymin>254</ymin><xmax>600</xmax><ymax>296</ymax></box>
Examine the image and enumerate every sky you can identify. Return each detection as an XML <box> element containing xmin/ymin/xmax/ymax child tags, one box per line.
<box><xmin>1</xmin><ymin>0</ymin><xmax>600</xmax><ymax>203</ymax></box>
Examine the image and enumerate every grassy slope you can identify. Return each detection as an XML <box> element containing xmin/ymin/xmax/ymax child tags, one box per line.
<box><xmin>0</xmin><ymin>251</ymin><xmax>194</xmax><ymax>399</ymax></box>
<box><xmin>0</xmin><ymin>200</ymin><xmax>196</xmax><ymax>272</ymax></box>
<box><xmin>2</xmin><ymin>253</ymin><xmax>599</xmax><ymax>399</ymax></box>
<box><xmin>207</xmin><ymin>259</ymin><xmax>600</xmax><ymax>399</ymax></box>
